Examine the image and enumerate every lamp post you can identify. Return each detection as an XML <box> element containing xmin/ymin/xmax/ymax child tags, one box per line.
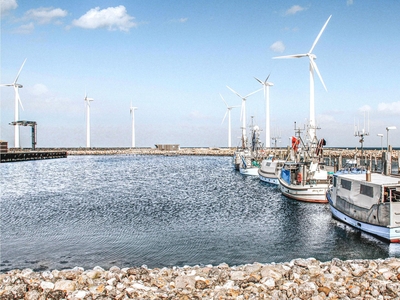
<box><xmin>386</xmin><ymin>126</ymin><xmax>397</xmax><ymax>151</ymax></box>
<box><xmin>377</xmin><ymin>134</ymin><xmax>383</xmax><ymax>151</ymax></box>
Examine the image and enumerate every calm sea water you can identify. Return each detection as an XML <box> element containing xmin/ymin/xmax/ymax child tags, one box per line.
<box><xmin>1</xmin><ymin>155</ymin><xmax>400</xmax><ymax>272</ymax></box>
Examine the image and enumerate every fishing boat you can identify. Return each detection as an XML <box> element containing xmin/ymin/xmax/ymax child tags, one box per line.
<box><xmin>327</xmin><ymin>168</ymin><xmax>400</xmax><ymax>242</ymax></box>
<box><xmin>238</xmin><ymin>122</ymin><xmax>263</xmax><ymax>176</ymax></box>
<box><xmin>277</xmin><ymin>125</ymin><xmax>332</xmax><ymax>203</ymax></box>
<box><xmin>258</xmin><ymin>154</ymin><xmax>285</xmax><ymax>185</ymax></box>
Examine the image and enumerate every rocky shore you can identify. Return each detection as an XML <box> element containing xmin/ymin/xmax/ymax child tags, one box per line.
<box><xmin>2</xmin><ymin>258</ymin><xmax>400</xmax><ymax>299</ymax></box>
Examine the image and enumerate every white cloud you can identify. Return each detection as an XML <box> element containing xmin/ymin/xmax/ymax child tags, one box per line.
<box><xmin>13</xmin><ymin>22</ymin><xmax>35</xmax><ymax>34</ymax></box>
<box><xmin>24</xmin><ymin>7</ymin><xmax>68</xmax><ymax>24</ymax></box>
<box><xmin>0</xmin><ymin>0</ymin><xmax>17</xmax><ymax>15</ymax></box>
<box><xmin>30</xmin><ymin>84</ymin><xmax>50</xmax><ymax>97</ymax></box>
<box><xmin>347</xmin><ymin>0</ymin><xmax>354</xmax><ymax>6</ymax></box>
<box><xmin>72</xmin><ymin>5</ymin><xmax>136</xmax><ymax>32</ymax></box>
<box><xmin>285</xmin><ymin>5</ymin><xmax>306</xmax><ymax>15</ymax></box>
<box><xmin>270</xmin><ymin>41</ymin><xmax>285</xmax><ymax>53</ymax></box>
<box><xmin>170</xmin><ymin>18</ymin><xmax>188</xmax><ymax>23</ymax></box>
<box><xmin>378</xmin><ymin>101</ymin><xmax>400</xmax><ymax>114</ymax></box>
<box><xmin>359</xmin><ymin>105</ymin><xmax>371</xmax><ymax>112</ymax></box>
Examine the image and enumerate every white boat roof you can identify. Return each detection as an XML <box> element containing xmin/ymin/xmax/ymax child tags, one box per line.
<box><xmin>336</xmin><ymin>172</ymin><xmax>400</xmax><ymax>186</ymax></box>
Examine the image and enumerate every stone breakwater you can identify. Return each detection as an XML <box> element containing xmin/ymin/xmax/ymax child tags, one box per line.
<box><xmin>10</xmin><ymin>147</ymin><xmax>399</xmax><ymax>161</ymax></box>
<box><xmin>2</xmin><ymin>258</ymin><xmax>400</xmax><ymax>299</ymax></box>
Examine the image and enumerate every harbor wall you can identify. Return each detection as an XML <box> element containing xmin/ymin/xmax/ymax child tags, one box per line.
<box><xmin>6</xmin><ymin>147</ymin><xmax>399</xmax><ymax>161</ymax></box>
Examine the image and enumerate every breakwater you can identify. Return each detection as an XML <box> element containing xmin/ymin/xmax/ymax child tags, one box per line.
<box><xmin>2</xmin><ymin>258</ymin><xmax>400</xmax><ymax>299</ymax></box>
<box><xmin>7</xmin><ymin>147</ymin><xmax>400</xmax><ymax>161</ymax></box>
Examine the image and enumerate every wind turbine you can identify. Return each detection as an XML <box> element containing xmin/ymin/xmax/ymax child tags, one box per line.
<box><xmin>1</xmin><ymin>58</ymin><xmax>27</xmax><ymax>148</ymax></box>
<box><xmin>254</xmin><ymin>74</ymin><xmax>273</xmax><ymax>148</ymax></box>
<box><xmin>226</xmin><ymin>86</ymin><xmax>262</xmax><ymax>148</ymax></box>
<box><xmin>84</xmin><ymin>93</ymin><xmax>94</xmax><ymax>148</ymax></box>
<box><xmin>130</xmin><ymin>102</ymin><xmax>138</xmax><ymax>148</ymax></box>
<box><xmin>220</xmin><ymin>93</ymin><xmax>240</xmax><ymax>148</ymax></box>
<box><xmin>273</xmin><ymin>15</ymin><xmax>331</xmax><ymax>142</ymax></box>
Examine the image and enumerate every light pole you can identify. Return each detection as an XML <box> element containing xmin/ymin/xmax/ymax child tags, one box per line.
<box><xmin>386</xmin><ymin>126</ymin><xmax>396</xmax><ymax>151</ymax></box>
<box><xmin>377</xmin><ymin>133</ymin><xmax>383</xmax><ymax>151</ymax></box>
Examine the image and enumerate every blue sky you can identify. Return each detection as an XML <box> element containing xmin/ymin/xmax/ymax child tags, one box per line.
<box><xmin>1</xmin><ymin>0</ymin><xmax>399</xmax><ymax>148</ymax></box>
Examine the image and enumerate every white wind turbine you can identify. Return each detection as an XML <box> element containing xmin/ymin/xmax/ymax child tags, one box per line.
<box><xmin>274</xmin><ymin>15</ymin><xmax>331</xmax><ymax>142</ymax></box>
<box><xmin>130</xmin><ymin>102</ymin><xmax>138</xmax><ymax>148</ymax></box>
<box><xmin>254</xmin><ymin>74</ymin><xmax>273</xmax><ymax>148</ymax></box>
<box><xmin>220</xmin><ymin>93</ymin><xmax>240</xmax><ymax>148</ymax></box>
<box><xmin>226</xmin><ymin>86</ymin><xmax>262</xmax><ymax>148</ymax></box>
<box><xmin>1</xmin><ymin>58</ymin><xmax>27</xmax><ymax>148</ymax></box>
<box><xmin>84</xmin><ymin>93</ymin><xmax>94</xmax><ymax>148</ymax></box>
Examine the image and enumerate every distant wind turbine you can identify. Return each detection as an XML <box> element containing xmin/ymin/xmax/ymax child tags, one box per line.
<box><xmin>220</xmin><ymin>93</ymin><xmax>240</xmax><ymax>148</ymax></box>
<box><xmin>255</xmin><ymin>74</ymin><xmax>273</xmax><ymax>148</ymax></box>
<box><xmin>273</xmin><ymin>15</ymin><xmax>331</xmax><ymax>141</ymax></box>
<box><xmin>130</xmin><ymin>102</ymin><xmax>138</xmax><ymax>148</ymax></box>
<box><xmin>226</xmin><ymin>86</ymin><xmax>262</xmax><ymax>148</ymax></box>
<box><xmin>0</xmin><ymin>58</ymin><xmax>27</xmax><ymax>148</ymax></box>
<box><xmin>84</xmin><ymin>93</ymin><xmax>94</xmax><ymax>148</ymax></box>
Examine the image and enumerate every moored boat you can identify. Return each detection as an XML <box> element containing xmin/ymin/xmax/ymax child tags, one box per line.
<box><xmin>327</xmin><ymin>169</ymin><xmax>400</xmax><ymax>242</ymax></box>
<box><xmin>258</xmin><ymin>154</ymin><xmax>285</xmax><ymax>185</ymax></box>
<box><xmin>277</xmin><ymin>127</ymin><xmax>332</xmax><ymax>203</ymax></box>
<box><xmin>279</xmin><ymin>160</ymin><xmax>331</xmax><ymax>203</ymax></box>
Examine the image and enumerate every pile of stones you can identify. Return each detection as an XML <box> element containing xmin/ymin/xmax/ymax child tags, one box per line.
<box><xmin>2</xmin><ymin>257</ymin><xmax>400</xmax><ymax>299</ymax></box>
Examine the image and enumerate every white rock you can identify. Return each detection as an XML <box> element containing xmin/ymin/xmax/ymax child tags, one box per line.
<box><xmin>132</xmin><ymin>283</ymin><xmax>151</xmax><ymax>291</ymax></box>
<box><xmin>263</xmin><ymin>278</ymin><xmax>275</xmax><ymax>289</ymax></box>
<box><xmin>54</xmin><ymin>280</ymin><xmax>76</xmax><ymax>292</ymax></box>
<box><xmin>40</xmin><ymin>281</ymin><xmax>54</xmax><ymax>290</ymax></box>
<box><xmin>73</xmin><ymin>290</ymin><xmax>87</xmax><ymax>299</ymax></box>
<box><xmin>223</xmin><ymin>280</ymin><xmax>235</xmax><ymax>289</ymax></box>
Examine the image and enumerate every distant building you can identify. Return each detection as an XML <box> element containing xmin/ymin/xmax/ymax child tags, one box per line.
<box><xmin>0</xmin><ymin>141</ymin><xmax>8</xmax><ymax>153</ymax></box>
<box><xmin>155</xmin><ymin>144</ymin><xmax>180</xmax><ymax>151</ymax></box>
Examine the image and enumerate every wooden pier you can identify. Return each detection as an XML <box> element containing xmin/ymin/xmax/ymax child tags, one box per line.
<box><xmin>0</xmin><ymin>151</ymin><xmax>67</xmax><ymax>163</ymax></box>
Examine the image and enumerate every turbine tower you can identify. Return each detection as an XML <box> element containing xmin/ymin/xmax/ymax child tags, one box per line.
<box><xmin>226</xmin><ymin>86</ymin><xmax>262</xmax><ymax>148</ymax></box>
<box><xmin>84</xmin><ymin>93</ymin><xmax>94</xmax><ymax>148</ymax></box>
<box><xmin>0</xmin><ymin>58</ymin><xmax>27</xmax><ymax>148</ymax></box>
<box><xmin>220</xmin><ymin>93</ymin><xmax>240</xmax><ymax>148</ymax></box>
<box><xmin>274</xmin><ymin>15</ymin><xmax>331</xmax><ymax>142</ymax></box>
<box><xmin>130</xmin><ymin>102</ymin><xmax>138</xmax><ymax>148</ymax></box>
<box><xmin>255</xmin><ymin>74</ymin><xmax>273</xmax><ymax>148</ymax></box>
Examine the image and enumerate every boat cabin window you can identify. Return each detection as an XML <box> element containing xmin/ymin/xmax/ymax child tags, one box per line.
<box><xmin>341</xmin><ymin>179</ymin><xmax>352</xmax><ymax>191</ymax></box>
<box><xmin>266</xmin><ymin>162</ymin><xmax>271</xmax><ymax>167</ymax></box>
<box><xmin>360</xmin><ymin>184</ymin><xmax>374</xmax><ymax>198</ymax></box>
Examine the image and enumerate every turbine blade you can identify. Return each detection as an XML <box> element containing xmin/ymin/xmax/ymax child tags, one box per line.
<box><xmin>16</xmin><ymin>88</ymin><xmax>24</xmax><ymax>111</ymax></box>
<box><xmin>254</xmin><ymin>77</ymin><xmax>263</xmax><ymax>85</ymax></box>
<box><xmin>219</xmin><ymin>93</ymin><xmax>228</xmax><ymax>107</ymax></box>
<box><xmin>273</xmin><ymin>54</ymin><xmax>307</xmax><ymax>59</ymax></box>
<box><xmin>14</xmin><ymin>58</ymin><xmax>27</xmax><ymax>84</ymax></box>
<box><xmin>221</xmin><ymin>110</ymin><xmax>228</xmax><ymax>124</ymax></box>
<box><xmin>309</xmin><ymin>15</ymin><xmax>332</xmax><ymax>53</ymax></box>
<box><xmin>240</xmin><ymin>101</ymin><xmax>244</xmax><ymax>121</ymax></box>
<box><xmin>265</xmin><ymin>72</ymin><xmax>271</xmax><ymax>83</ymax></box>
<box><xmin>244</xmin><ymin>88</ymin><xmax>262</xmax><ymax>98</ymax></box>
<box><xmin>310</xmin><ymin>58</ymin><xmax>327</xmax><ymax>91</ymax></box>
<box><xmin>226</xmin><ymin>86</ymin><xmax>243</xmax><ymax>99</ymax></box>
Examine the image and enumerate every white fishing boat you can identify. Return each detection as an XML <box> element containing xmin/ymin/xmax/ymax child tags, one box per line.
<box><xmin>258</xmin><ymin>154</ymin><xmax>285</xmax><ymax>185</ymax></box>
<box><xmin>327</xmin><ymin>169</ymin><xmax>400</xmax><ymax>242</ymax></box>
<box><xmin>238</xmin><ymin>121</ymin><xmax>262</xmax><ymax>176</ymax></box>
<box><xmin>277</xmin><ymin>125</ymin><xmax>332</xmax><ymax>203</ymax></box>
<box><xmin>239</xmin><ymin>149</ymin><xmax>260</xmax><ymax>176</ymax></box>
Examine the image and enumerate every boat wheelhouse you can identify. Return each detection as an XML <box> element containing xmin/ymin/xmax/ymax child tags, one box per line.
<box><xmin>327</xmin><ymin>171</ymin><xmax>400</xmax><ymax>242</ymax></box>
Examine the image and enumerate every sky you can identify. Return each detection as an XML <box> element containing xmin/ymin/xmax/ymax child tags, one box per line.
<box><xmin>1</xmin><ymin>0</ymin><xmax>399</xmax><ymax>148</ymax></box>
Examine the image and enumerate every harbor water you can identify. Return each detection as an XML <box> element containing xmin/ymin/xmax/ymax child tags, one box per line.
<box><xmin>1</xmin><ymin>155</ymin><xmax>400</xmax><ymax>273</ymax></box>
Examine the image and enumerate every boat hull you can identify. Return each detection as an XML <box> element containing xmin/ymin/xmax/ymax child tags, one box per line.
<box><xmin>259</xmin><ymin>173</ymin><xmax>279</xmax><ymax>185</ymax></box>
<box><xmin>279</xmin><ymin>179</ymin><xmax>328</xmax><ymax>203</ymax></box>
<box><xmin>327</xmin><ymin>191</ymin><xmax>400</xmax><ymax>243</ymax></box>
<box><xmin>240</xmin><ymin>167</ymin><xmax>259</xmax><ymax>176</ymax></box>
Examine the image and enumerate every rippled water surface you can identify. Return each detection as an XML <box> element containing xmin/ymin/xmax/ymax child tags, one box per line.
<box><xmin>1</xmin><ymin>155</ymin><xmax>400</xmax><ymax>272</ymax></box>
